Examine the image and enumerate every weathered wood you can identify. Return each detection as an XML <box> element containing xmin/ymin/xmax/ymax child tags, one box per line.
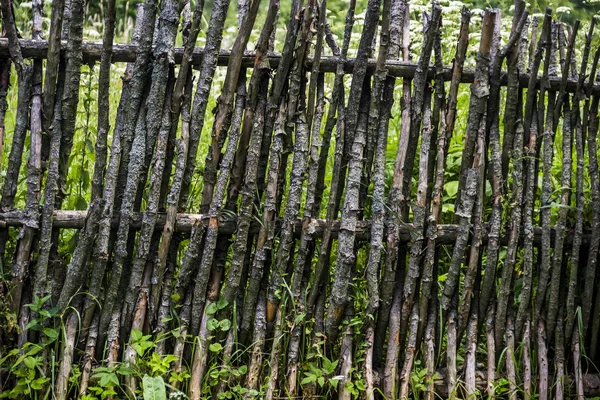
<box><xmin>0</xmin><ymin>209</ymin><xmax>591</xmax><ymax>245</ymax></box>
<box><xmin>1</xmin><ymin>39</ymin><xmax>599</xmax><ymax>93</ymax></box>
<box><xmin>2</xmin><ymin>0</ymin><xmax>600</xmax><ymax>397</ymax></box>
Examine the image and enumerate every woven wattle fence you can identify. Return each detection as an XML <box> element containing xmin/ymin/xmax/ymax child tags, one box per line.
<box><xmin>1</xmin><ymin>0</ymin><xmax>600</xmax><ymax>398</ymax></box>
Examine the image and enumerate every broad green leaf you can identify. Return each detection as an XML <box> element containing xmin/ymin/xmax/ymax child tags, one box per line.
<box><xmin>444</xmin><ymin>181</ymin><xmax>459</xmax><ymax>198</ymax></box>
<box><xmin>219</xmin><ymin>319</ymin><xmax>231</xmax><ymax>331</ymax></box>
<box><xmin>217</xmin><ymin>298</ymin><xmax>229</xmax><ymax>310</ymax></box>
<box><xmin>23</xmin><ymin>356</ymin><xmax>36</xmax><ymax>370</ymax></box>
<box><xmin>117</xmin><ymin>366</ymin><xmax>135</xmax><ymax>376</ymax></box>
<box><xmin>207</xmin><ymin>318</ymin><xmax>219</xmax><ymax>331</ymax></box>
<box><xmin>163</xmin><ymin>355</ymin><xmax>178</xmax><ymax>364</ymax></box>
<box><xmin>206</xmin><ymin>303</ymin><xmax>219</xmax><ymax>315</ymax></box>
<box><xmin>131</xmin><ymin>329</ymin><xmax>143</xmax><ymax>342</ymax></box>
<box><xmin>98</xmin><ymin>372</ymin><xmax>119</xmax><ymax>387</ymax></box>
<box><xmin>209</xmin><ymin>343</ymin><xmax>223</xmax><ymax>353</ymax></box>
<box><xmin>30</xmin><ymin>377</ymin><xmax>49</xmax><ymax>390</ymax></box>
<box><xmin>43</xmin><ymin>328</ymin><xmax>59</xmax><ymax>342</ymax></box>
<box><xmin>142</xmin><ymin>375</ymin><xmax>167</xmax><ymax>400</ymax></box>
<box><xmin>301</xmin><ymin>375</ymin><xmax>316</xmax><ymax>385</ymax></box>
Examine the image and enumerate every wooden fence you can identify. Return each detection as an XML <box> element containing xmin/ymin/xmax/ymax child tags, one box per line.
<box><xmin>1</xmin><ymin>0</ymin><xmax>600</xmax><ymax>398</ymax></box>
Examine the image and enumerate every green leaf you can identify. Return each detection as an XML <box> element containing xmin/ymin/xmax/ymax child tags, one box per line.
<box><xmin>163</xmin><ymin>355</ymin><xmax>178</xmax><ymax>364</ymax></box>
<box><xmin>151</xmin><ymin>352</ymin><xmax>162</xmax><ymax>364</ymax></box>
<box><xmin>25</xmin><ymin>320</ymin><xmax>42</xmax><ymax>331</ymax></box>
<box><xmin>329</xmin><ymin>378</ymin><xmax>339</xmax><ymax>389</ymax></box>
<box><xmin>206</xmin><ymin>303</ymin><xmax>219</xmax><ymax>315</ymax></box>
<box><xmin>142</xmin><ymin>375</ymin><xmax>167</xmax><ymax>400</ymax></box>
<box><xmin>294</xmin><ymin>313</ymin><xmax>306</xmax><ymax>324</ymax></box>
<box><xmin>301</xmin><ymin>375</ymin><xmax>316</xmax><ymax>385</ymax></box>
<box><xmin>23</xmin><ymin>356</ymin><xmax>36</xmax><ymax>370</ymax></box>
<box><xmin>444</xmin><ymin>181</ymin><xmax>459</xmax><ymax>198</ymax></box>
<box><xmin>133</xmin><ymin>343</ymin><xmax>144</xmax><ymax>357</ymax></box>
<box><xmin>97</xmin><ymin>372</ymin><xmax>119</xmax><ymax>387</ymax></box>
<box><xmin>309</xmin><ymin>364</ymin><xmax>322</xmax><ymax>375</ymax></box>
<box><xmin>355</xmin><ymin>380</ymin><xmax>366</xmax><ymax>390</ymax></box>
<box><xmin>219</xmin><ymin>319</ymin><xmax>231</xmax><ymax>331</ymax></box>
<box><xmin>117</xmin><ymin>366</ymin><xmax>135</xmax><ymax>376</ymax></box>
<box><xmin>217</xmin><ymin>298</ymin><xmax>229</xmax><ymax>310</ymax></box>
<box><xmin>131</xmin><ymin>329</ymin><xmax>143</xmax><ymax>342</ymax></box>
<box><xmin>322</xmin><ymin>358</ymin><xmax>338</xmax><ymax>374</ymax></box>
<box><xmin>30</xmin><ymin>377</ymin><xmax>49</xmax><ymax>390</ymax></box>
<box><xmin>76</xmin><ymin>196</ymin><xmax>88</xmax><ymax>210</ymax></box>
<box><xmin>43</xmin><ymin>328</ymin><xmax>59</xmax><ymax>342</ymax></box>
<box><xmin>207</xmin><ymin>318</ymin><xmax>220</xmax><ymax>331</ymax></box>
<box><xmin>209</xmin><ymin>343</ymin><xmax>223</xmax><ymax>353</ymax></box>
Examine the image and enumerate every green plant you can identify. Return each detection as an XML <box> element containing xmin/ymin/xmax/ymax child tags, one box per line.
<box><xmin>301</xmin><ymin>356</ymin><xmax>340</xmax><ymax>387</ymax></box>
<box><xmin>409</xmin><ymin>360</ymin><xmax>443</xmax><ymax>399</ymax></box>
<box><xmin>0</xmin><ymin>295</ymin><xmax>59</xmax><ymax>399</ymax></box>
<box><xmin>87</xmin><ymin>366</ymin><xmax>121</xmax><ymax>399</ymax></box>
<box><xmin>142</xmin><ymin>374</ymin><xmax>167</xmax><ymax>400</ymax></box>
<box><xmin>82</xmin><ymin>329</ymin><xmax>187</xmax><ymax>399</ymax></box>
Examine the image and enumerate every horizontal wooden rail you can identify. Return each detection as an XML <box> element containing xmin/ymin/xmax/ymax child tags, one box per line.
<box><xmin>0</xmin><ymin>209</ymin><xmax>587</xmax><ymax>245</ymax></box>
<box><xmin>0</xmin><ymin>39</ymin><xmax>596</xmax><ymax>94</ymax></box>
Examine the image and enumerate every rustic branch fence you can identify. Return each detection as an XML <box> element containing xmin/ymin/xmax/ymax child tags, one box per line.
<box><xmin>1</xmin><ymin>0</ymin><xmax>600</xmax><ymax>398</ymax></box>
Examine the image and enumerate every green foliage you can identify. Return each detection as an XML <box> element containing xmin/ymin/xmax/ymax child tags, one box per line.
<box><xmin>492</xmin><ymin>376</ymin><xmax>511</xmax><ymax>396</ymax></box>
<box><xmin>301</xmin><ymin>356</ymin><xmax>340</xmax><ymax>388</ymax></box>
<box><xmin>81</xmin><ymin>330</ymin><xmax>187</xmax><ymax>399</ymax></box>
<box><xmin>130</xmin><ymin>328</ymin><xmax>155</xmax><ymax>357</ymax></box>
<box><xmin>142</xmin><ymin>375</ymin><xmax>167</xmax><ymax>400</ymax></box>
<box><xmin>0</xmin><ymin>296</ymin><xmax>59</xmax><ymax>399</ymax></box>
<box><xmin>87</xmin><ymin>366</ymin><xmax>130</xmax><ymax>399</ymax></box>
<box><xmin>197</xmin><ymin>299</ymin><xmax>254</xmax><ymax>399</ymax></box>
